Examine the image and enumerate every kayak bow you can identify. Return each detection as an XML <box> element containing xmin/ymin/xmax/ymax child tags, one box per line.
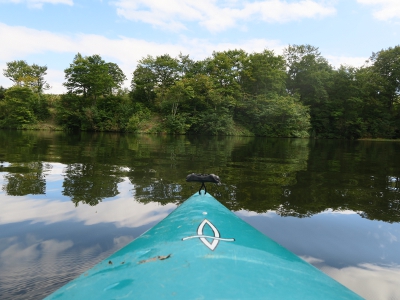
<box><xmin>45</xmin><ymin>189</ymin><xmax>363</xmax><ymax>299</ymax></box>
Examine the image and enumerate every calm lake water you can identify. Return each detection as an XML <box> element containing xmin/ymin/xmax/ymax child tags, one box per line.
<box><xmin>0</xmin><ymin>130</ymin><xmax>399</xmax><ymax>300</ymax></box>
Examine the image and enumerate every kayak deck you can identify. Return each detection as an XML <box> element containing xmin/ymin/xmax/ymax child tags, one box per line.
<box><xmin>45</xmin><ymin>192</ymin><xmax>363</xmax><ymax>299</ymax></box>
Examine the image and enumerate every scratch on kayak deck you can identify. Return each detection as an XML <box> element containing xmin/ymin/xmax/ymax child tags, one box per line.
<box><xmin>138</xmin><ymin>254</ymin><xmax>171</xmax><ymax>264</ymax></box>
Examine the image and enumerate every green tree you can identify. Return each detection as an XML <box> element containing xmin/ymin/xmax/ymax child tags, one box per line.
<box><xmin>3</xmin><ymin>60</ymin><xmax>50</xmax><ymax>93</ymax></box>
<box><xmin>3</xmin><ymin>60</ymin><xmax>31</xmax><ymax>86</ymax></box>
<box><xmin>131</xmin><ymin>54</ymin><xmax>180</xmax><ymax>108</ymax></box>
<box><xmin>64</xmin><ymin>53</ymin><xmax>126</xmax><ymax>102</ymax></box>
<box><xmin>159</xmin><ymin>80</ymin><xmax>195</xmax><ymax>134</ymax></box>
<box><xmin>160</xmin><ymin>80</ymin><xmax>194</xmax><ymax>118</ymax></box>
<box><xmin>284</xmin><ymin>45</ymin><xmax>334</xmax><ymax>137</ymax></box>
<box><xmin>357</xmin><ymin>65</ymin><xmax>395</xmax><ymax>138</ymax></box>
<box><xmin>206</xmin><ymin>49</ymin><xmax>247</xmax><ymax>101</ymax></box>
<box><xmin>130</xmin><ymin>64</ymin><xmax>157</xmax><ymax>107</ymax></box>
<box><xmin>190</xmin><ymin>107</ymin><xmax>235</xmax><ymax>135</ymax></box>
<box><xmin>0</xmin><ymin>86</ymin><xmax>37</xmax><ymax>128</ymax></box>
<box><xmin>107</xmin><ymin>62</ymin><xmax>127</xmax><ymax>94</ymax></box>
<box><xmin>322</xmin><ymin>66</ymin><xmax>365</xmax><ymax>138</ymax></box>
<box><xmin>369</xmin><ymin>46</ymin><xmax>400</xmax><ymax>112</ymax></box>
<box><xmin>30</xmin><ymin>64</ymin><xmax>51</xmax><ymax>93</ymax></box>
<box><xmin>179</xmin><ymin>55</ymin><xmax>208</xmax><ymax>78</ymax></box>
<box><xmin>56</xmin><ymin>93</ymin><xmax>87</xmax><ymax>130</ymax></box>
<box><xmin>367</xmin><ymin>46</ymin><xmax>400</xmax><ymax>137</ymax></box>
<box><xmin>242</xmin><ymin>49</ymin><xmax>287</xmax><ymax>96</ymax></box>
<box><xmin>184</xmin><ymin>74</ymin><xmax>220</xmax><ymax>112</ymax></box>
<box><xmin>284</xmin><ymin>44</ymin><xmax>333</xmax><ymax>105</ymax></box>
<box><xmin>56</xmin><ymin>92</ymin><xmax>133</xmax><ymax>132</ymax></box>
<box><xmin>0</xmin><ymin>86</ymin><xmax>6</xmax><ymax>100</ymax></box>
<box><xmin>238</xmin><ymin>94</ymin><xmax>311</xmax><ymax>137</ymax></box>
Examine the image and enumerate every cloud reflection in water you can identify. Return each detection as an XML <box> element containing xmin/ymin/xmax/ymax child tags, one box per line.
<box><xmin>0</xmin><ymin>177</ymin><xmax>177</xmax><ymax>299</ymax></box>
<box><xmin>236</xmin><ymin>210</ymin><xmax>400</xmax><ymax>300</ymax></box>
<box><xmin>303</xmin><ymin>256</ymin><xmax>400</xmax><ymax>300</ymax></box>
<box><xmin>1</xmin><ymin>167</ymin><xmax>399</xmax><ymax>300</ymax></box>
<box><xmin>0</xmin><ymin>178</ymin><xmax>177</xmax><ymax>227</ymax></box>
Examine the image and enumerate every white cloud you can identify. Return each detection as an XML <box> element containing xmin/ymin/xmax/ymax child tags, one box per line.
<box><xmin>0</xmin><ymin>23</ymin><xmax>75</xmax><ymax>60</ymax></box>
<box><xmin>325</xmin><ymin>55</ymin><xmax>369</xmax><ymax>68</ymax></box>
<box><xmin>112</xmin><ymin>0</ymin><xmax>336</xmax><ymax>32</ymax></box>
<box><xmin>357</xmin><ymin>0</ymin><xmax>400</xmax><ymax>21</ymax></box>
<box><xmin>0</xmin><ymin>0</ymin><xmax>73</xmax><ymax>9</ymax></box>
<box><xmin>0</xmin><ymin>22</ymin><xmax>285</xmax><ymax>93</ymax></box>
<box><xmin>43</xmin><ymin>68</ymin><xmax>68</xmax><ymax>93</ymax></box>
<box><xmin>240</xmin><ymin>0</ymin><xmax>336</xmax><ymax>23</ymax></box>
<box><xmin>0</xmin><ymin>22</ymin><xmax>366</xmax><ymax>93</ymax></box>
<box><xmin>0</xmin><ymin>22</ymin><xmax>186</xmax><ymax>92</ymax></box>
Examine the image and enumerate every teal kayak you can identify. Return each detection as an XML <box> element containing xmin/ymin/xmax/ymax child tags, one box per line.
<box><xmin>45</xmin><ymin>190</ymin><xmax>363</xmax><ymax>299</ymax></box>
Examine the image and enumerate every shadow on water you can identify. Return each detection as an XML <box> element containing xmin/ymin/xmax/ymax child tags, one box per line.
<box><xmin>0</xmin><ymin>130</ymin><xmax>399</xmax><ymax>223</ymax></box>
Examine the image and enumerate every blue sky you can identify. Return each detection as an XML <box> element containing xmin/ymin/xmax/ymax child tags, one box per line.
<box><xmin>0</xmin><ymin>0</ymin><xmax>399</xmax><ymax>93</ymax></box>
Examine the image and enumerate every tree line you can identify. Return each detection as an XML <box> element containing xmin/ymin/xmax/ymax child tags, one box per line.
<box><xmin>1</xmin><ymin>44</ymin><xmax>400</xmax><ymax>139</ymax></box>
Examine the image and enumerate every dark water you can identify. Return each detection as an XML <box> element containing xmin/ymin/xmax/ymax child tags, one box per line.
<box><xmin>0</xmin><ymin>130</ymin><xmax>399</xmax><ymax>300</ymax></box>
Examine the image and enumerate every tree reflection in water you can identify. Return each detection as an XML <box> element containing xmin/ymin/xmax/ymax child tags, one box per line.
<box><xmin>0</xmin><ymin>130</ymin><xmax>399</xmax><ymax>223</ymax></box>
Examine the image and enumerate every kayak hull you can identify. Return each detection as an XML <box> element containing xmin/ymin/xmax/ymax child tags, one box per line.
<box><xmin>45</xmin><ymin>192</ymin><xmax>363</xmax><ymax>299</ymax></box>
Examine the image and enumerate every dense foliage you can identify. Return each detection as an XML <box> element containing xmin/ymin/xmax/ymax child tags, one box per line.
<box><xmin>1</xmin><ymin>45</ymin><xmax>400</xmax><ymax>138</ymax></box>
